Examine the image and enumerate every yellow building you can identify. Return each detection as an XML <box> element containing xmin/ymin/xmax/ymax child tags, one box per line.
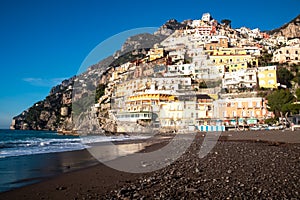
<box><xmin>206</xmin><ymin>47</ymin><xmax>248</xmax><ymax>56</ymax></box>
<box><xmin>206</xmin><ymin>47</ymin><xmax>259</xmax><ymax>72</ymax></box>
<box><xmin>126</xmin><ymin>92</ymin><xmax>175</xmax><ymax>112</ymax></box>
<box><xmin>116</xmin><ymin>92</ymin><xmax>175</xmax><ymax>122</ymax></box>
<box><xmin>225</xmin><ymin>61</ymin><xmax>248</xmax><ymax>72</ymax></box>
<box><xmin>149</xmin><ymin>47</ymin><xmax>164</xmax><ymax>61</ymax></box>
<box><xmin>257</xmin><ymin>66</ymin><xmax>277</xmax><ymax>88</ymax></box>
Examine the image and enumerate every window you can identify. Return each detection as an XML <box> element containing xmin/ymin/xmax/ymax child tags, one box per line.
<box><xmin>256</xmin><ymin>101</ymin><xmax>261</xmax><ymax>108</ymax></box>
<box><xmin>258</xmin><ymin>73</ymin><xmax>265</xmax><ymax>78</ymax></box>
<box><xmin>295</xmin><ymin>51</ymin><xmax>298</xmax><ymax>54</ymax></box>
<box><xmin>268</xmin><ymin>73</ymin><xmax>273</xmax><ymax>77</ymax></box>
<box><xmin>268</xmin><ymin>80</ymin><xmax>275</xmax><ymax>85</ymax></box>
<box><xmin>242</xmin><ymin>111</ymin><xmax>247</xmax><ymax>117</ymax></box>
<box><xmin>238</xmin><ymin>102</ymin><xmax>242</xmax><ymax>108</ymax></box>
<box><xmin>248</xmin><ymin>102</ymin><xmax>253</xmax><ymax>108</ymax></box>
<box><xmin>250</xmin><ymin>111</ymin><xmax>254</xmax><ymax>117</ymax></box>
<box><xmin>233</xmin><ymin>111</ymin><xmax>237</xmax><ymax>117</ymax></box>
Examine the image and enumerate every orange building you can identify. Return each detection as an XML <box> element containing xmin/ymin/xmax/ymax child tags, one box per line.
<box><xmin>214</xmin><ymin>97</ymin><xmax>274</xmax><ymax>125</ymax></box>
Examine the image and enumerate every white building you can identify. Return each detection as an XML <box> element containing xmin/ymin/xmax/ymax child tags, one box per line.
<box><xmin>222</xmin><ymin>69</ymin><xmax>257</xmax><ymax>90</ymax></box>
<box><xmin>272</xmin><ymin>46</ymin><xmax>300</xmax><ymax>64</ymax></box>
<box><xmin>202</xmin><ymin>13</ymin><xmax>212</xmax><ymax>22</ymax></box>
<box><xmin>287</xmin><ymin>38</ymin><xmax>300</xmax><ymax>46</ymax></box>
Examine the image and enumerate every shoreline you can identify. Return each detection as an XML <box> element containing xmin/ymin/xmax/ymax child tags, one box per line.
<box><xmin>0</xmin><ymin>134</ymin><xmax>172</xmax><ymax>193</ymax></box>
<box><xmin>0</xmin><ymin>130</ymin><xmax>299</xmax><ymax>199</ymax></box>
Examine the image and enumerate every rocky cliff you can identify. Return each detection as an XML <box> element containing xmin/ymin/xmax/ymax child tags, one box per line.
<box><xmin>269</xmin><ymin>14</ymin><xmax>300</xmax><ymax>39</ymax></box>
<box><xmin>10</xmin><ymin>19</ymin><xmax>182</xmax><ymax>131</ymax></box>
<box><xmin>11</xmin><ymin>77</ymin><xmax>75</xmax><ymax>130</ymax></box>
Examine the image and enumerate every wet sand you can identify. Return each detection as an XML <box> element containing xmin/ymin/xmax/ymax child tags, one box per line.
<box><xmin>0</xmin><ymin>130</ymin><xmax>299</xmax><ymax>199</ymax></box>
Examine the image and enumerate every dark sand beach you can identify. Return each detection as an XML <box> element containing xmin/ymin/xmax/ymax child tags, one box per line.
<box><xmin>0</xmin><ymin>130</ymin><xmax>299</xmax><ymax>199</ymax></box>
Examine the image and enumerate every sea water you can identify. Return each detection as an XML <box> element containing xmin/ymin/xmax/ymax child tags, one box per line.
<box><xmin>0</xmin><ymin>130</ymin><xmax>148</xmax><ymax>158</ymax></box>
<box><xmin>0</xmin><ymin>129</ymin><xmax>149</xmax><ymax>192</ymax></box>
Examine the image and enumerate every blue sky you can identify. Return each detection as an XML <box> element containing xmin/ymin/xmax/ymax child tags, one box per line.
<box><xmin>0</xmin><ymin>0</ymin><xmax>299</xmax><ymax>128</ymax></box>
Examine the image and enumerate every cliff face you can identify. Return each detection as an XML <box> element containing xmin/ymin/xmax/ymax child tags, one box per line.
<box><xmin>269</xmin><ymin>15</ymin><xmax>300</xmax><ymax>39</ymax></box>
<box><xmin>113</xmin><ymin>19</ymin><xmax>187</xmax><ymax>58</ymax></box>
<box><xmin>11</xmin><ymin>78</ymin><xmax>75</xmax><ymax>131</ymax></box>
<box><xmin>10</xmin><ymin>20</ymin><xmax>179</xmax><ymax>131</ymax></box>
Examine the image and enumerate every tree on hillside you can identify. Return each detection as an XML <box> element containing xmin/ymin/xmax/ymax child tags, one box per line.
<box><xmin>95</xmin><ymin>84</ymin><xmax>107</xmax><ymax>103</ymax></box>
<box><xmin>296</xmin><ymin>88</ymin><xmax>300</xmax><ymax>100</ymax></box>
<box><xmin>258</xmin><ymin>52</ymin><xmax>273</xmax><ymax>66</ymax></box>
<box><xmin>293</xmin><ymin>72</ymin><xmax>300</xmax><ymax>85</ymax></box>
<box><xmin>277</xmin><ymin>68</ymin><xmax>294</xmax><ymax>88</ymax></box>
<box><xmin>199</xmin><ymin>81</ymin><xmax>207</xmax><ymax>88</ymax></box>
<box><xmin>267</xmin><ymin>89</ymin><xmax>297</xmax><ymax>123</ymax></box>
<box><xmin>221</xmin><ymin>19</ymin><xmax>231</xmax><ymax>28</ymax></box>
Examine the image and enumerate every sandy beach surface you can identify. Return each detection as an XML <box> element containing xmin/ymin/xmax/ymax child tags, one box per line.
<box><xmin>0</xmin><ymin>130</ymin><xmax>299</xmax><ymax>199</ymax></box>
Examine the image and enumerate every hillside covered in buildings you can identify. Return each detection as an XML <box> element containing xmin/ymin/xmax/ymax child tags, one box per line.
<box><xmin>10</xmin><ymin>13</ymin><xmax>300</xmax><ymax>132</ymax></box>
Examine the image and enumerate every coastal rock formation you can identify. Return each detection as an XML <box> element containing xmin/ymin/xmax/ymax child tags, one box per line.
<box><xmin>113</xmin><ymin>19</ymin><xmax>184</xmax><ymax>58</ymax></box>
<box><xmin>269</xmin><ymin>14</ymin><xmax>300</xmax><ymax>39</ymax></box>
<box><xmin>10</xmin><ymin>23</ymin><xmax>177</xmax><ymax>132</ymax></box>
<box><xmin>11</xmin><ymin>78</ymin><xmax>74</xmax><ymax>131</ymax></box>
